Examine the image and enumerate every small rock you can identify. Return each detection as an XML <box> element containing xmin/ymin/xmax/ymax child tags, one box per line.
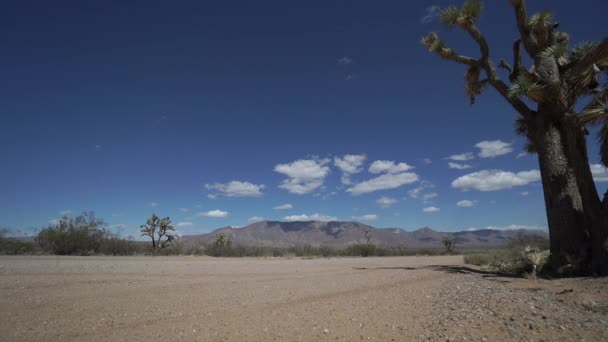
<box><xmin>323</xmin><ymin>328</ymin><xmax>329</xmax><ymax>334</ymax></box>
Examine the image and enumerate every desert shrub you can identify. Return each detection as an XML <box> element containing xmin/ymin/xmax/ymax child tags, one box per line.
<box><xmin>35</xmin><ymin>211</ymin><xmax>138</xmax><ymax>256</ymax></box>
<box><xmin>36</xmin><ymin>212</ymin><xmax>110</xmax><ymax>255</ymax></box>
<box><xmin>0</xmin><ymin>236</ymin><xmax>37</xmax><ymax>255</ymax></box>
<box><xmin>520</xmin><ymin>246</ymin><xmax>550</xmax><ymax>279</ymax></box>
<box><xmin>205</xmin><ymin>233</ymin><xmax>234</xmax><ymax>257</ymax></box>
<box><xmin>345</xmin><ymin>243</ymin><xmax>377</xmax><ymax>257</ymax></box>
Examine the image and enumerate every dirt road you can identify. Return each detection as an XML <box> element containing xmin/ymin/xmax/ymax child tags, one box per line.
<box><xmin>1</xmin><ymin>256</ymin><xmax>606</xmax><ymax>341</ymax></box>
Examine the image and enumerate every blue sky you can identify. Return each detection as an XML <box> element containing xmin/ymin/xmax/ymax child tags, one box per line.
<box><xmin>1</xmin><ymin>0</ymin><xmax>607</xmax><ymax>237</ymax></box>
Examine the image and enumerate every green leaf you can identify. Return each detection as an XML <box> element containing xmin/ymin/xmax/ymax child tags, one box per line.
<box><xmin>461</xmin><ymin>0</ymin><xmax>484</xmax><ymax>21</ymax></box>
<box><xmin>440</xmin><ymin>6</ymin><xmax>461</xmax><ymax>27</ymax></box>
<box><xmin>571</xmin><ymin>41</ymin><xmax>598</xmax><ymax>60</ymax></box>
<box><xmin>528</xmin><ymin>10</ymin><xmax>553</xmax><ymax>29</ymax></box>
<box><xmin>539</xmin><ymin>44</ymin><xmax>570</xmax><ymax>65</ymax></box>
<box><xmin>508</xmin><ymin>75</ymin><xmax>544</xmax><ymax>102</ymax></box>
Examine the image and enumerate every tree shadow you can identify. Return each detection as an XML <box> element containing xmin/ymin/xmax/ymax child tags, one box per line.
<box><xmin>424</xmin><ymin>265</ymin><xmax>520</xmax><ymax>279</ymax></box>
<box><xmin>352</xmin><ymin>266</ymin><xmax>417</xmax><ymax>270</ymax></box>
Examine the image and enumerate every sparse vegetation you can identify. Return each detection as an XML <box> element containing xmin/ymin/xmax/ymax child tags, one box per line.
<box><xmin>463</xmin><ymin>233</ymin><xmax>550</xmax><ymax>278</ymax></box>
<box><xmin>35</xmin><ymin>211</ymin><xmax>139</xmax><ymax>255</ymax></box>
<box><xmin>0</xmin><ymin>229</ymin><xmax>36</xmax><ymax>255</ymax></box>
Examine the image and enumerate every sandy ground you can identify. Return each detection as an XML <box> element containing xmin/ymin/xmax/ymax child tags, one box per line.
<box><xmin>0</xmin><ymin>256</ymin><xmax>606</xmax><ymax>341</ymax></box>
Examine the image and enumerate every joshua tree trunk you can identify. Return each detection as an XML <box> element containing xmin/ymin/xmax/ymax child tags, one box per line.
<box><xmin>421</xmin><ymin>0</ymin><xmax>608</xmax><ymax>275</ymax></box>
<box><xmin>532</xmin><ymin>106</ymin><xmax>608</xmax><ymax>274</ymax></box>
<box><xmin>533</xmin><ymin>111</ymin><xmax>590</xmax><ymax>272</ymax></box>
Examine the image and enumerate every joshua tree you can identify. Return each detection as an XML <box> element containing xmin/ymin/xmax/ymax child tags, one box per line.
<box><xmin>140</xmin><ymin>214</ymin><xmax>175</xmax><ymax>254</ymax></box>
<box><xmin>364</xmin><ymin>227</ymin><xmax>373</xmax><ymax>247</ymax></box>
<box><xmin>442</xmin><ymin>236</ymin><xmax>456</xmax><ymax>254</ymax></box>
<box><xmin>422</xmin><ymin>0</ymin><xmax>608</xmax><ymax>275</ymax></box>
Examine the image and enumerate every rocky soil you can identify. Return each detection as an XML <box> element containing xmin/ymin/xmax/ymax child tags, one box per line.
<box><xmin>0</xmin><ymin>256</ymin><xmax>606</xmax><ymax>341</ymax></box>
<box><xmin>421</xmin><ymin>267</ymin><xmax>608</xmax><ymax>341</ymax></box>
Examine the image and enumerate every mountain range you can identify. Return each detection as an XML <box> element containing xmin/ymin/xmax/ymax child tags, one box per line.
<box><xmin>181</xmin><ymin>220</ymin><xmax>547</xmax><ymax>249</ymax></box>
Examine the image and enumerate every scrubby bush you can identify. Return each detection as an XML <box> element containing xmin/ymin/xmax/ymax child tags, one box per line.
<box><xmin>205</xmin><ymin>232</ymin><xmax>234</xmax><ymax>257</ymax></box>
<box><xmin>0</xmin><ymin>230</ymin><xmax>37</xmax><ymax>255</ymax></box>
<box><xmin>463</xmin><ymin>233</ymin><xmax>551</xmax><ymax>278</ymax></box>
<box><xmin>35</xmin><ymin>211</ymin><xmax>138</xmax><ymax>256</ymax></box>
<box><xmin>36</xmin><ymin>212</ymin><xmax>110</xmax><ymax>255</ymax></box>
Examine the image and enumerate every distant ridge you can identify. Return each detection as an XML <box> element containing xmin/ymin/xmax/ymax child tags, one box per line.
<box><xmin>181</xmin><ymin>220</ymin><xmax>547</xmax><ymax>248</ymax></box>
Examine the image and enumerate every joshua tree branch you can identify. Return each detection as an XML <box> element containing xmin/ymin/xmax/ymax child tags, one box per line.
<box><xmin>568</xmin><ymin>38</ymin><xmax>608</xmax><ymax>77</ymax></box>
<box><xmin>422</xmin><ymin>33</ymin><xmax>480</xmax><ymax>67</ymax></box>
<box><xmin>490</xmin><ymin>78</ymin><xmax>535</xmax><ymax>118</ymax></box>
<box><xmin>458</xmin><ymin>22</ymin><xmax>535</xmax><ymax>118</ymax></box>
<box><xmin>584</xmin><ymin>88</ymin><xmax>608</xmax><ymax>112</ymax></box>
<box><xmin>499</xmin><ymin>59</ymin><xmax>513</xmax><ymax>73</ymax></box>
<box><xmin>510</xmin><ymin>0</ymin><xmax>536</xmax><ymax>56</ymax></box>
<box><xmin>460</xmin><ymin>21</ymin><xmax>490</xmax><ymax>61</ymax></box>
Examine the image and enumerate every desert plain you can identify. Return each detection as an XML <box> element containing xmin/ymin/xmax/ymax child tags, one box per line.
<box><xmin>1</xmin><ymin>255</ymin><xmax>607</xmax><ymax>341</ymax></box>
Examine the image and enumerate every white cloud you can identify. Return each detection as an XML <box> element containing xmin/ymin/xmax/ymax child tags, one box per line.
<box><xmin>457</xmin><ymin>200</ymin><xmax>476</xmax><ymax>207</ymax></box>
<box><xmin>112</xmin><ymin>224</ymin><xmax>128</xmax><ymax>229</ymax></box>
<box><xmin>198</xmin><ymin>210</ymin><xmax>229</xmax><ymax>218</ymax></box>
<box><xmin>422</xmin><ymin>192</ymin><xmax>438</xmax><ymax>204</ymax></box>
<box><xmin>178</xmin><ymin>208</ymin><xmax>188</xmax><ymax>212</ymax></box>
<box><xmin>423</xmin><ymin>206</ymin><xmax>440</xmax><ymax>213</ymax></box>
<box><xmin>421</xmin><ymin>5</ymin><xmax>441</xmax><ymax>23</ymax></box>
<box><xmin>407</xmin><ymin>180</ymin><xmax>434</xmax><ymax>199</ymax></box>
<box><xmin>283</xmin><ymin>214</ymin><xmax>337</xmax><ymax>222</ymax></box>
<box><xmin>521</xmin><ymin>192</ymin><xmax>529</xmax><ymax>196</ymax></box>
<box><xmin>149</xmin><ymin>202</ymin><xmax>159</xmax><ymax>207</ymax></box>
<box><xmin>377</xmin><ymin>196</ymin><xmax>398</xmax><ymax>208</ymax></box>
<box><xmin>351</xmin><ymin>214</ymin><xmax>378</xmax><ymax>221</ymax></box>
<box><xmin>516</xmin><ymin>152</ymin><xmax>529</xmax><ymax>158</ymax></box>
<box><xmin>207</xmin><ymin>194</ymin><xmax>217</xmax><ymax>199</ymax></box>
<box><xmin>248</xmin><ymin>216</ymin><xmax>265</xmax><ymax>223</ymax></box>
<box><xmin>59</xmin><ymin>210</ymin><xmax>72</xmax><ymax>216</ymax></box>
<box><xmin>468</xmin><ymin>224</ymin><xmax>547</xmax><ymax>231</ymax></box>
<box><xmin>368</xmin><ymin>160</ymin><xmax>414</xmax><ymax>174</ymax></box>
<box><xmin>451</xmin><ymin>169</ymin><xmax>541</xmax><ymax>191</ymax></box>
<box><xmin>273</xmin><ymin>203</ymin><xmax>293</xmax><ymax>210</ymax></box>
<box><xmin>423</xmin><ymin>158</ymin><xmax>432</xmax><ymax>164</ymax></box>
<box><xmin>447</xmin><ymin>152</ymin><xmax>474</xmax><ymax>161</ymax></box>
<box><xmin>205</xmin><ymin>181</ymin><xmax>265</xmax><ymax>197</ymax></box>
<box><xmin>334</xmin><ymin>154</ymin><xmax>366</xmax><ymax>184</ymax></box>
<box><xmin>49</xmin><ymin>219</ymin><xmax>60</xmax><ymax>225</ymax></box>
<box><xmin>448</xmin><ymin>162</ymin><xmax>473</xmax><ymax>170</ymax></box>
<box><xmin>475</xmin><ymin>140</ymin><xmax>513</xmax><ymax>158</ymax></box>
<box><xmin>275</xmin><ymin>158</ymin><xmax>331</xmax><ymax>194</ymax></box>
<box><xmin>338</xmin><ymin>56</ymin><xmax>353</xmax><ymax>65</ymax></box>
<box><xmin>176</xmin><ymin>222</ymin><xmax>193</xmax><ymax>227</ymax></box>
<box><xmin>347</xmin><ymin>172</ymin><xmax>419</xmax><ymax>195</ymax></box>
<box><xmin>590</xmin><ymin>164</ymin><xmax>608</xmax><ymax>182</ymax></box>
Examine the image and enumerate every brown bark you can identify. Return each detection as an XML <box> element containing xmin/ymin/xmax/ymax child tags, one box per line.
<box><xmin>533</xmin><ymin>109</ymin><xmax>608</xmax><ymax>275</ymax></box>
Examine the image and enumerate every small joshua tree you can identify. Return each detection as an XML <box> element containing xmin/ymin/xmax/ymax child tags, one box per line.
<box><xmin>140</xmin><ymin>214</ymin><xmax>175</xmax><ymax>254</ymax></box>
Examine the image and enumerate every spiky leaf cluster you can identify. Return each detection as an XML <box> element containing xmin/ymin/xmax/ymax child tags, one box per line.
<box><xmin>539</xmin><ymin>44</ymin><xmax>569</xmax><ymax>66</ymax></box>
<box><xmin>421</xmin><ymin>32</ymin><xmax>445</xmax><ymax>53</ymax></box>
<box><xmin>553</xmin><ymin>31</ymin><xmax>570</xmax><ymax>45</ymax></box>
<box><xmin>439</xmin><ymin>0</ymin><xmax>483</xmax><ymax>27</ymax></box>
<box><xmin>508</xmin><ymin>75</ymin><xmax>545</xmax><ymax>102</ymax></box>
<box><xmin>528</xmin><ymin>10</ymin><xmax>553</xmax><ymax>31</ymax></box>
<box><xmin>571</xmin><ymin>41</ymin><xmax>598</xmax><ymax>60</ymax></box>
